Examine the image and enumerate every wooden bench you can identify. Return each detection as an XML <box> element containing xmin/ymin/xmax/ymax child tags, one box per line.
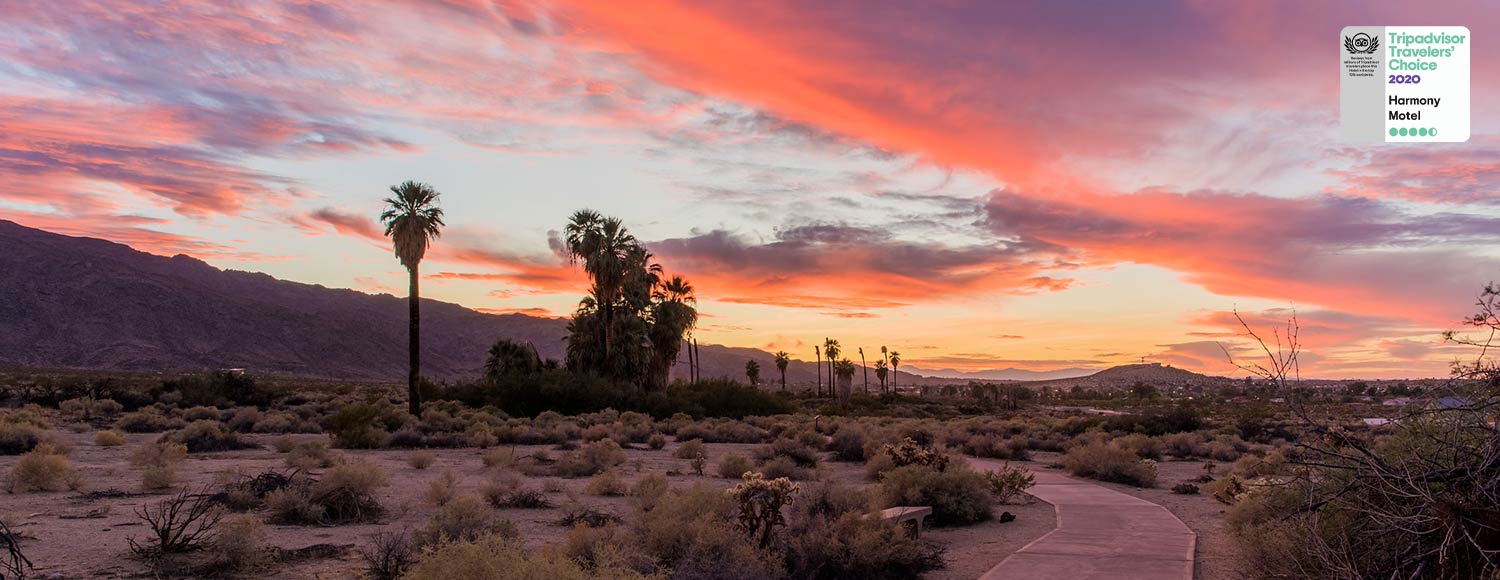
<box><xmin>877</xmin><ymin>506</ymin><xmax>933</xmax><ymax>537</ymax></box>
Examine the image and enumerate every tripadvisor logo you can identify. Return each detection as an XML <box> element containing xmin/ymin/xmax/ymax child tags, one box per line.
<box><xmin>1344</xmin><ymin>32</ymin><xmax>1379</xmax><ymax>54</ymax></box>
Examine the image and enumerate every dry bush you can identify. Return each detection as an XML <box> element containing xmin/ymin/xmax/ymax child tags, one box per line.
<box><xmin>117</xmin><ymin>409</ymin><xmax>185</xmax><ymax>433</ymax></box>
<box><xmin>210</xmin><ymin>514</ymin><xmax>269</xmax><ymax>570</ymax></box>
<box><xmin>482</xmin><ymin>448</ymin><xmax>517</xmax><ymax>469</ymax></box>
<box><xmin>129</xmin><ymin>487</ymin><xmax>223</xmax><ymax>557</ymax></box>
<box><xmin>0</xmin><ymin>424</ymin><xmax>41</xmax><ymax>455</ymax></box>
<box><xmin>636</xmin><ymin>482</ymin><xmax>785</xmax><ymax>580</ymax></box>
<box><xmin>585</xmin><ymin>470</ymin><xmax>628</xmax><ymax>497</ymax></box>
<box><xmin>360</xmin><ymin>532</ymin><xmax>415</xmax><ymax>580</ymax></box>
<box><xmin>482</xmin><ymin>474</ymin><xmax>553</xmax><ymax>509</ymax></box>
<box><xmin>827</xmin><ymin>426</ymin><xmax>867</xmax><ymax>462</ymax></box>
<box><xmin>270</xmin><ymin>435</ymin><xmax>298</xmax><ymax>453</ymax></box>
<box><xmin>672</xmin><ymin>439</ymin><xmax>705</xmax><ymax>460</ymax></box>
<box><xmin>265</xmin><ymin>487</ymin><xmax>324</xmax><ymax>524</ymax></box>
<box><xmin>1061</xmin><ymin>441</ymin><xmax>1158</xmax><ymax>487</ymax></box>
<box><xmin>717</xmin><ymin>453</ymin><xmax>755</xmax><ymax>479</ymax></box>
<box><xmin>408</xmin><ymin>451</ymin><xmax>436</xmax><ymax>469</ymax></box>
<box><xmin>412</xmin><ymin>495</ymin><xmax>517</xmax><ymax>548</ymax></box>
<box><xmin>284</xmin><ymin>439</ymin><xmax>332</xmax><ymax>470</ymax></box>
<box><xmin>631</xmin><ymin>472</ymin><xmax>669</xmax><ymax>511</ymax></box>
<box><xmin>94</xmin><ymin>430</ymin><xmax>127</xmax><ymax>447</ymax></box>
<box><xmin>877</xmin><ymin>464</ymin><xmax>993</xmax><ymax>526</ymax></box>
<box><xmin>226</xmin><ymin>407</ymin><xmax>259</xmax><ymax>432</ymax></box>
<box><xmin>160</xmin><ymin>420</ymin><xmax>250</xmax><ymax>453</ymax></box>
<box><xmin>425</xmin><ymin>470</ymin><xmax>460</xmax><ymax>507</ymax></box>
<box><xmin>555</xmin><ymin>439</ymin><xmax>627</xmax><ymax>477</ymax></box>
<box><xmin>881</xmin><ymin>438</ymin><xmax>950</xmax><ymax>471</ymax></box>
<box><xmin>310</xmin><ymin>459</ymin><xmax>388</xmax><ymax>523</ymax></box>
<box><xmin>754</xmin><ymin>438</ymin><xmax>820</xmax><ymax>468</ymax></box>
<box><xmin>1112</xmin><ymin>434</ymin><xmax>1163</xmax><ymax>460</ymax></box>
<box><xmin>561</xmin><ymin>523</ymin><xmax>656</xmax><ymax>574</ymax></box>
<box><xmin>403</xmin><ymin>534</ymin><xmax>654</xmax><ymax>580</ymax></box>
<box><xmin>8</xmin><ymin>443</ymin><xmax>81</xmax><ymax>493</ymax></box>
<box><xmin>756</xmin><ymin>456</ymin><xmax>812</xmax><ymax>481</ymax></box>
<box><xmin>647</xmin><ymin>433</ymin><xmax>667</xmax><ymax>450</ymax></box>
<box><xmin>131</xmin><ymin>442</ymin><xmax>188</xmax><ymax>490</ymax></box>
<box><xmin>783</xmin><ymin>512</ymin><xmax>944</xmax><ymax>580</ymax></box>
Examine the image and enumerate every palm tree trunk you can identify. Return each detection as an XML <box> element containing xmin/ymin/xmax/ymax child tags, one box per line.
<box><xmin>780</xmin><ymin>369</ymin><xmax>786</xmax><ymax>391</ymax></box>
<box><xmin>860</xmin><ymin>349</ymin><xmax>868</xmax><ymax>395</ymax></box>
<box><xmin>407</xmin><ymin>264</ymin><xmax>421</xmax><ymax>416</ymax></box>
<box><xmin>686</xmin><ymin>338</ymin><xmax>694</xmax><ymax>383</ymax></box>
<box><xmin>814</xmin><ymin>350</ymin><xmax>822</xmax><ymax>397</ymax></box>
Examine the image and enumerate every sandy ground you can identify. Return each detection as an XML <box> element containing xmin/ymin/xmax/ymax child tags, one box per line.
<box><xmin>0</xmin><ymin>430</ymin><xmax>1053</xmax><ymax>578</ymax></box>
<box><xmin>1018</xmin><ymin>451</ymin><xmax>1246</xmax><ymax>580</ymax></box>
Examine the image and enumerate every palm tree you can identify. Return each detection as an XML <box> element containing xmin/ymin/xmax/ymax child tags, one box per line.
<box><xmin>858</xmin><ymin>347</ymin><xmax>868</xmax><ymax>394</ymax></box>
<box><xmin>888</xmin><ymin>350</ymin><xmax>901</xmax><ymax>391</ymax></box>
<box><xmin>773</xmin><ymin>351</ymin><xmax>790</xmax><ymax>391</ymax></box>
<box><xmin>814</xmin><ymin>346</ymin><xmax>822</xmax><ymax>396</ymax></box>
<box><xmin>745</xmin><ymin>359</ymin><xmax>761</xmax><ymax>386</ymax></box>
<box><xmin>381</xmin><ymin>180</ymin><xmax>444</xmax><ymax>416</ymax></box>
<box><xmin>880</xmin><ymin>346</ymin><xmax>889</xmax><ymax>393</ymax></box>
<box><xmin>564</xmin><ymin>210</ymin><xmax>639</xmax><ymax>363</ymax></box>
<box><xmin>875</xmin><ymin>359</ymin><xmax>889</xmax><ymax>391</ymax></box>
<box><xmin>647</xmin><ymin>275</ymin><xmax>697</xmax><ymax>389</ymax></box>
<box><xmin>823</xmin><ymin>338</ymin><xmax>841</xmax><ymax>396</ymax></box>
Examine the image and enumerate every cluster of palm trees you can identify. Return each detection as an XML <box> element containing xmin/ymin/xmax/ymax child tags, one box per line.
<box><xmin>761</xmin><ymin>339</ymin><xmax>900</xmax><ymax>396</ymax></box>
<box><xmin>561</xmin><ymin>210</ymin><xmax>698</xmax><ymax>389</ymax></box>
<box><xmin>382</xmin><ymin>185</ymin><xmax>701</xmax><ymax>417</ymax></box>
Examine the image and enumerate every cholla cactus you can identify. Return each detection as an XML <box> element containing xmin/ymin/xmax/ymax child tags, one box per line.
<box><xmin>727</xmin><ymin>472</ymin><xmax>799</xmax><ymax>549</ymax></box>
<box><xmin>882</xmin><ymin>437</ymin><xmax>950</xmax><ymax>472</ymax></box>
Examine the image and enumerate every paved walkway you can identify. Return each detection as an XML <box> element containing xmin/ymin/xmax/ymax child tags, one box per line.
<box><xmin>972</xmin><ymin>462</ymin><xmax>1195</xmax><ymax>580</ymax></box>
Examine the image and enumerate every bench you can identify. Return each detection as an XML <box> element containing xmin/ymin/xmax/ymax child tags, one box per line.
<box><xmin>877</xmin><ymin>506</ymin><xmax>933</xmax><ymax>537</ymax></box>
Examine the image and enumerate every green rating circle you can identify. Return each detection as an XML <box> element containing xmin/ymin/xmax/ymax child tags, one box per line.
<box><xmin>1399</xmin><ymin>128</ymin><xmax>1408</xmax><ymax>136</ymax></box>
<box><xmin>1389</xmin><ymin>128</ymin><xmax>1399</xmax><ymax>137</ymax></box>
<box><xmin>1418</xmin><ymin>128</ymin><xmax>1428</xmax><ymax>137</ymax></box>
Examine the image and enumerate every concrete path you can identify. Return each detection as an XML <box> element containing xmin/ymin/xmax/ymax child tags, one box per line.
<box><xmin>972</xmin><ymin>462</ymin><xmax>1195</xmax><ymax>580</ymax></box>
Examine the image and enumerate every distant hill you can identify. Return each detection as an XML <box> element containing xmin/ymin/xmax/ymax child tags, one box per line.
<box><xmin>904</xmin><ymin>366</ymin><xmax>1097</xmax><ymax>382</ymax></box>
<box><xmin>0</xmin><ymin>219</ymin><xmax>892</xmax><ymax>385</ymax></box>
<box><xmin>1020</xmin><ymin>363</ymin><xmax>1230</xmax><ymax>389</ymax></box>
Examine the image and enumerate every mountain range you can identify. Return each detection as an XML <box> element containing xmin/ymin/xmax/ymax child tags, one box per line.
<box><xmin>0</xmin><ymin>219</ymin><xmax>920</xmax><ymax>385</ymax></box>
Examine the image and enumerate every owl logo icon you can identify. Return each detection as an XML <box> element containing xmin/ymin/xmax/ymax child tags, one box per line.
<box><xmin>1344</xmin><ymin>32</ymin><xmax>1379</xmax><ymax>54</ymax></box>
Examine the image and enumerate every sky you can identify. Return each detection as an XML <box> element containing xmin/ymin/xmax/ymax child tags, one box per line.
<box><xmin>2</xmin><ymin>0</ymin><xmax>1498</xmax><ymax>379</ymax></box>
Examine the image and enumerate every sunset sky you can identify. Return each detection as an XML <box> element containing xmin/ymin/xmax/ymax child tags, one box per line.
<box><xmin>3</xmin><ymin>1</ymin><xmax>1497</xmax><ymax>379</ymax></box>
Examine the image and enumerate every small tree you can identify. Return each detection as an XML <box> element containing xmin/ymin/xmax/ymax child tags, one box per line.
<box><xmin>773</xmin><ymin>351</ymin><xmax>790</xmax><ymax>391</ymax></box>
<box><xmin>875</xmin><ymin>360</ymin><xmax>889</xmax><ymax>391</ymax></box>
<box><xmin>745</xmin><ymin>359</ymin><xmax>761</xmax><ymax>386</ymax></box>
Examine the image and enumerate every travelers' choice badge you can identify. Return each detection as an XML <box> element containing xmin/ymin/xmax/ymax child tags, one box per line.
<box><xmin>1341</xmin><ymin>26</ymin><xmax>1470</xmax><ymax>143</ymax></box>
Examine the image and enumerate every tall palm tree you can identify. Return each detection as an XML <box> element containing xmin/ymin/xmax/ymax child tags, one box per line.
<box><xmin>564</xmin><ymin>210</ymin><xmax>638</xmax><ymax>362</ymax></box>
<box><xmin>823</xmin><ymin>338</ymin><xmax>841</xmax><ymax>396</ymax></box>
<box><xmin>647</xmin><ymin>275</ymin><xmax>697</xmax><ymax>389</ymax></box>
<box><xmin>858</xmin><ymin>347</ymin><xmax>868</xmax><ymax>394</ymax></box>
<box><xmin>814</xmin><ymin>346</ymin><xmax>822</xmax><ymax>396</ymax></box>
<box><xmin>381</xmin><ymin>180</ymin><xmax>445</xmax><ymax>416</ymax></box>
<box><xmin>888</xmin><ymin>350</ymin><xmax>901</xmax><ymax>391</ymax></box>
<box><xmin>773</xmin><ymin>351</ymin><xmax>790</xmax><ymax>391</ymax></box>
<box><xmin>875</xmin><ymin>359</ymin><xmax>889</xmax><ymax>391</ymax></box>
<box><xmin>880</xmin><ymin>346</ymin><xmax>889</xmax><ymax>392</ymax></box>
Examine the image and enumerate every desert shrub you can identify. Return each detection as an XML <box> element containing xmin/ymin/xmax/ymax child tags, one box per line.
<box><xmin>881</xmin><ymin>438</ymin><xmax>949</xmax><ymax>471</ymax></box>
<box><xmin>984</xmin><ymin>464</ymin><xmax>1036</xmax><ymax>504</ymax></box>
<box><xmin>561</xmin><ymin>523</ymin><xmax>656</xmax><ymax>574</ymax></box>
<box><xmin>311</xmin><ymin>459</ymin><xmax>388</xmax><ymax>522</ymax></box>
<box><xmin>783</xmin><ymin>512</ymin><xmax>944</xmax><ymax>580</ymax></box>
<box><xmin>877</xmin><ymin>464</ymin><xmax>993</xmax><ymax>526</ymax></box>
<box><xmin>408</xmin><ymin>451</ymin><xmax>436</xmax><ymax>469</ymax></box>
<box><xmin>637</xmin><ymin>482</ymin><xmax>786</xmax><ymax>580</ymax></box>
<box><xmin>226</xmin><ymin>407</ymin><xmax>259</xmax><ymax>432</ymax></box>
<box><xmin>116</xmin><ymin>409</ymin><xmax>186</xmax><ymax>433</ymax></box>
<box><xmin>1103</xmin><ymin>406</ymin><xmax>1202</xmax><ymax>436</ymax></box>
<box><xmin>403</xmin><ymin>534</ymin><xmax>654</xmax><ymax>580</ymax></box>
<box><xmin>425</xmin><ymin>470</ymin><xmax>460</xmax><ymax>507</ymax></box>
<box><xmin>8</xmin><ymin>444</ymin><xmax>80</xmax><ymax>493</ymax></box>
<box><xmin>1231</xmin><ymin>449</ymin><xmax>1287</xmax><ymax>478</ymax></box>
<box><xmin>360</xmin><ymin>532</ymin><xmax>415</xmax><ymax>580</ymax></box>
<box><xmin>673</xmin><ymin>439</ymin><xmax>706</xmax><ymax>460</ymax></box>
<box><xmin>1113</xmin><ymin>434</ymin><xmax>1163</xmax><ymax>460</ymax></box>
<box><xmin>960</xmin><ymin>433</ymin><xmax>1031</xmax><ymax>461</ymax></box>
<box><xmin>755</xmin><ymin>438</ymin><xmax>819</xmax><ymax>468</ymax></box>
<box><xmin>326</xmin><ymin>402</ymin><xmax>391</xmax><ymax>449</ymax></box>
<box><xmin>412</xmin><ymin>495</ymin><xmax>517</xmax><ymax>548</ymax></box>
<box><xmin>827</xmin><ymin>427</ymin><xmax>867</xmax><ymax>462</ymax></box>
<box><xmin>1062</xmin><ymin>441</ymin><xmax>1158</xmax><ymax>487</ymax></box>
<box><xmin>647</xmin><ymin>433</ymin><xmax>667</xmax><ymax>450</ymax></box>
<box><xmin>211</xmin><ymin>515</ymin><xmax>269</xmax><ymax>570</ymax></box>
<box><xmin>0</xmin><ymin>424</ymin><xmax>41</xmax><ymax>456</ymax></box>
<box><xmin>482</xmin><ymin>476</ymin><xmax>553</xmax><ymax>509</ymax></box>
<box><xmin>559</xmin><ymin>500</ymin><xmax>624</xmax><ymax>528</ymax></box>
<box><xmin>214</xmin><ymin>470</ymin><xmax>295</xmax><ymax>511</ymax></box>
<box><xmin>1161</xmin><ymin>432</ymin><xmax>1209</xmax><ymax>458</ymax></box>
<box><xmin>94</xmin><ymin>430</ymin><xmax>127</xmax><ymax>447</ymax></box>
<box><xmin>60</xmin><ymin>396</ymin><xmax>124</xmax><ymax>420</ymax></box>
<box><xmin>631</xmin><ymin>472</ymin><xmax>669</xmax><ymax>511</ymax></box>
<box><xmin>556</xmin><ymin>439</ymin><xmax>627</xmax><ymax>477</ymax></box>
<box><xmin>466</xmin><ymin>423</ymin><xmax>499</xmax><ymax>448</ymax></box>
<box><xmin>756</xmin><ymin>456</ymin><xmax>812</xmax><ymax>481</ymax></box>
<box><xmin>131</xmin><ymin>442</ymin><xmax>188</xmax><ymax>490</ymax></box>
<box><xmin>284</xmin><ymin>439</ymin><xmax>332</xmax><ymax>470</ymax></box>
<box><xmin>181</xmin><ymin>406</ymin><xmax>219</xmax><ymax>422</ymax></box>
<box><xmin>129</xmin><ymin>487</ymin><xmax>223</xmax><ymax>557</ymax></box>
<box><xmin>585</xmin><ymin>470</ymin><xmax>628</xmax><ymax>496</ymax></box>
<box><xmin>265</xmin><ymin>487</ymin><xmax>325</xmax><ymax>524</ymax></box>
<box><xmin>270</xmin><ymin>435</ymin><xmax>298</xmax><ymax>453</ymax></box>
<box><xmin>718</xmin><ymin>453</ymin><xmax>755</xmax><ymax>479</ymax></box>
<box><xmin>864</xmin><ymin>452</ymin><xmax>897</xmax><ymax>478</ymax></box>
<box><xmin>1172</xmin><ymin>482</ymin><xmax>1201</xmax><ymax>495</ymax></box>
<box><xmin>161</xmin><ymin>420</ymin><xmax>251</xmax><ymax>452</ymax></box>
<box><xmin>729</xmin><ymin>472</ymin><xmax>799</xmax><ymax>549</ymax></box>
